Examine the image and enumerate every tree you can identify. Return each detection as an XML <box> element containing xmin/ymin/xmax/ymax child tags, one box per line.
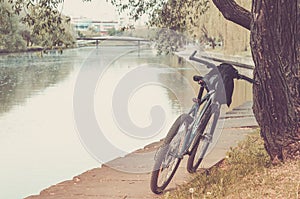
<box><xmin>20</xmin><ymin>29</ymin><xmax>31</xmax><ymax>46</ymax></box>
<box><xmin>0</xmin><ymin>1</ymin><xmax>26</xmax><ymax>52</ymax></box>
<box><xmin>200</xmin><ymin>25</ymin><xmax>217</xmax><ymax>49</ymax></box>
<box><xmin>106</xmin><ymin>0</ymin><xmax>210</xmax><ymax>54</ymax></box>
<box><xmin>211</xmin><ymin>0</ymin><xmax>299</xmax><ymax>163</ymax></box>
<box><xmin>3</xmin><ymin>0</ymin><xmax>74</xmax><ymax>49</ymax></box>
<box><xmin>106</xmin><ymin>0</ymin><xmax>300</xmax><ymax>162</ymax></box>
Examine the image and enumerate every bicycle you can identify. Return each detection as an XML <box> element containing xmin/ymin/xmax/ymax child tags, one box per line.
<box><xmin>150</xmin><ymin>51</ymin><xmax>256</xmax><ymax>194</ymax></box>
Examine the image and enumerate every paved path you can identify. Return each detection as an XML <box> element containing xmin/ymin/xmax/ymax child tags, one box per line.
<box><xmin>26</xmin><ymin>101</ymin><xmax>258</xmax><ymax>199</ymax></box>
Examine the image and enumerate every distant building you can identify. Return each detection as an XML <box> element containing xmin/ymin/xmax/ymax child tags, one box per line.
<box><xmin>71</xmin><ymin>14</ymin><xmax>147</xmax><ymax>36</ymax></box>
<box><xmin>71</xmin><ymin>17</ymin><xmax>119</xmax><ymax>36</ymax></box>
<box><xmin>92</xmin><ymin>21</ymin><xmax>119</xmax><ymax>35</ymax></box>
<box><xmin>71</xmin><ymin>17</ymin><xmax>92</xmax><ymax>32</ymax></box>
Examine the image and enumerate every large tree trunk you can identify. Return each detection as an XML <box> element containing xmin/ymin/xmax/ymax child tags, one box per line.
<box><xmin>250</xmin><ymin>0</ymin><xmax>300</xmax><ymax>162</ymax></box>
<box><xmin>211</xmin><ymin>0</ymin><xmax>300</xmax><ymax>162</ymax></box>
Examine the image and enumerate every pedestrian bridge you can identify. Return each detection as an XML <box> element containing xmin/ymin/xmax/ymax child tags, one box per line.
<box><xmin>77</xmin><ymin>36</ymin><xmax>150</xmax><ymax>42</ymax></box>
<box><xmin>76</xmin><ymin>36</ymin><xmax>150</xmax><ymax>54</ymax></box>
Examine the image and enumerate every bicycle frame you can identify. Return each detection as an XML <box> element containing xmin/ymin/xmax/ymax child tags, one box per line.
<box><xmin>177</xmin><ymin>88</ymin><xmax>220</xmax><ymax>159</ymax></box>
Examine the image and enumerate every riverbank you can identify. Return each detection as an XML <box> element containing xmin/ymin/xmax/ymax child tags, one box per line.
<box><xmin>26</xmin><ymin>101</ymin><xmax>258</xmax><ymax>199</ymax></box>
<box><xmin>0</xmin><ymin>46</ymin><xmax>66</xmax><ymax>54</ymax></box>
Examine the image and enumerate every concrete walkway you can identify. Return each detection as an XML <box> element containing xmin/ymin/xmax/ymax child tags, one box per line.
<box><xmin>26</xmin><ymin>101</ymin><xmax>258</xmax><ymax>199</ymax></box>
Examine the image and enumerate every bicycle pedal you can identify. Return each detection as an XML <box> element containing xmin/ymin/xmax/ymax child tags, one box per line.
<box><xmin>192</xmin><ymin>98</ymin><xmax>199</xmax><ymax>103</ymax></box>
<box><xmin>203</xmin><ymin>134</ymin><xmax>213</xmax><ymax>143</ymax></box>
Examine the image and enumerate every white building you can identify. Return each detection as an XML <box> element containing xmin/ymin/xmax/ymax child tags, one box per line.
<box><xmin>71</xmin><ymin>17</ymin><xmax>119</xmax><ymax>36</ymax></box>
<box><xmin>91</xmin><ymin>21</ymin><xmax>119</xmax><ymax>35</ymax></box>
<box><xmin>71</xmin><ymin>17</ymin><xmax>92</xmax><ymax>32</ymax></box>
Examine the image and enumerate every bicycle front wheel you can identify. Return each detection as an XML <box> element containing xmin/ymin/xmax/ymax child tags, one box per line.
<box><xmin>187</xmin><ymin>107</ymin><xmax>216</xmax><ymax>173</ymax></box>
<box><xmin>150</xmin><ymin>114</ymin><xmax>192</xmax><ymax>194</ymax></box>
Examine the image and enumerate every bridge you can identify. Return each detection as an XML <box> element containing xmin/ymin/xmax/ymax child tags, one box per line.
<box><xmin>76</xmin><ymin>36</ymin><xmax>150</xmax><ymax>55</ymax></box>
<box><xmin>77</xmin><ymin>36</ymin><xmax>149</xmax><ymax>42</ymax></box>
<box><xmin>77</xmin><ymin>36</ymin><xmax>150</xmax><ymax>47</ymax></box>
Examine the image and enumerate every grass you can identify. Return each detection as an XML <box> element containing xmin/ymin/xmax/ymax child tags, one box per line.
<box><xmin>165</xmin><ymin>131</ymin><xmax>300</xmax><ymax>199</ymax></box>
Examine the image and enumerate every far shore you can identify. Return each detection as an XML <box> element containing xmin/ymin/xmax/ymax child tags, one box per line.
<box><xmin>0</xmin><ymin>43</ymin><xmax>148</xmax><ymax>55</ymax></box>
<box><xmin>0</xmin><ymin>46</ymin><xmax>66</xmax><ymax>55</ymax></box>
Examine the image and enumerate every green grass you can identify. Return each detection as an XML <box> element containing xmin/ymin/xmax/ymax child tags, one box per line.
<box><xmin>165</xmin><ymin>131</ymin><xmax>300</xmax><ymax>199</ymax></box>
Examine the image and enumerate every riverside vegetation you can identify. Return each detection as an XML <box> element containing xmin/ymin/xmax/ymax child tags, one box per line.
<box><xmin>165</xmin><ymin>131</ymin><xmax>300</xmax><ymax>199</ymax></box>
<box><xmin>0</xmin><ymin>0</ymin><xmax>76</xmax><ymax>53</ymax></box>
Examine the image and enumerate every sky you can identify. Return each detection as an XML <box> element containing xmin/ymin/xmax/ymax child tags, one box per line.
<box><xmin>60</xmin><ymin>0</ymin><xmax>119</xmax><ymax>21</ymax></box>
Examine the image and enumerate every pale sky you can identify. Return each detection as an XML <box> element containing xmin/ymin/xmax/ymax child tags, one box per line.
<box><xmin>60</xmin><ymin>0</ymin><xmax>119</xmax><ymax>21</ymax></box>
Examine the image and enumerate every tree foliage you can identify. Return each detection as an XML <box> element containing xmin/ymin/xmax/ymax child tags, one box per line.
<box><xmin>0</xmin><ymin>0</ymin><xmax>75</xmax><ymax>51</ymax></box>
<box><xmin>105</xmin><ymin>0</ymin><xmax>209</xmax><ymax>32</ymax></box>
<box><xmin>152</xmin><ymin>29</ymin><xmax>186</xmax><ymax>55</ymax></box>
<box><xmin>0</xmin><ymin>1</ymin><xmax>26</xmax><ymax>52</ymax></box>
<box><xmin>113</xmin><ymin>1</ymin><xmax>208</xmax><ymax>32</ymax></box>
<box><xmin>103</xmin><ymin>0</ymin><xmax>210</xmax><ymax>54</ymax></box>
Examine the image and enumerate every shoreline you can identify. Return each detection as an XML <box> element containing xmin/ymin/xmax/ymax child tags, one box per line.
<box><xmin>26</xmin><ymin>101</ymin><xmax>258</xmax><ymax>199</ymax></box>
<box><xmin>0</xmin><ymin>46</ymin><xmax>66</xmax><ymax>55</ymax></box>
<box><xmin>0</xmin><ymin>44</ymin><xmax>149</xmax><ymax>56</ymax></box>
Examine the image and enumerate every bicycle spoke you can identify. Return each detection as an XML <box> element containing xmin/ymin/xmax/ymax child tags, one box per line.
<box><xmin>158</xmin><ymin>158</ymin><xmax>178</xmax><ymax>186</ymax></box>
<box><xmin>151</xmin><ymin>114</ymin><xmax>193</xmax><ymax>194</ymax></box>
<box><xmin>194</xmin><ymin>118</ymin><xmax>213</xmax><ymax>163</ymax></box>
<box><xmin>187</xmin><ymin>106</ymin><xmax>219</xmax><ymax>173</ymax></box>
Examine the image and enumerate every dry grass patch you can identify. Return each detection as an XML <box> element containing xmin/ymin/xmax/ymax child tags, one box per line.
<box><xmin>166</xmin><ymin>131</ymin><xmax>300</xmax><ymax>199</ymax></box>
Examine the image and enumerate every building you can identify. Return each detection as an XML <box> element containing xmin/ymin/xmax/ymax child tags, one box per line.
<box><xmin>91</xmin><ymin>21</ymin><xmax>119</xmax><ymax>35</ymax></box>
<box><xmin>71</xmin><ymin>17</ymin><xmax>92</xmax><ymax>32</ymax></box>
<box><xmin>71</xmin><ymin>17</ymin><xmax>119</xmax><ymax>36</ymax></box>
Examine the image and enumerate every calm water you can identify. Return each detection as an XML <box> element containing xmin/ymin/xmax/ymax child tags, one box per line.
<box><xmin>0</xmin><ymin>46</ymin><xmax>252</xmax><ymax>199</ymax></box>
<box><xmin>0</xmin><ymin>47</ymin><xmax>194</xmax><ymax>199</ymax></box>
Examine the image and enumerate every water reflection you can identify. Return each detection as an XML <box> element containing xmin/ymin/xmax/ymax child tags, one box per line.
<box><xmin>93</xmin><ymin>50</ymin><xmax>196</xmax><ymax>159</ymax></box>
<box><xmin>0</xmin><ymin>49</ymin><xmax>96</xmax><ymax>199</ymax></box>
<box><xmin>0</xmin><ymin>52</ymin><xmax>75</xmax><ymax>115</ymax></box>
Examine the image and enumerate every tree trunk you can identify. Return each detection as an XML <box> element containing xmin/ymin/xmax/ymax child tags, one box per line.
<box><xmin>211</xmin><ymin>0</ymin><xmax>300</xmax><ymax>162</ymax></box>
<box><xmin>250</xmin><ymin>0</ymin><xmax>300</xmax><ymax>162</ymax></box>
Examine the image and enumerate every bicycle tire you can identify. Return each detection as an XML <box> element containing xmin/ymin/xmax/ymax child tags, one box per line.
<box><xmin>150</xmin><ymin>114</ymin><xmax>193</xmax><ymax>194</ymax></box>
<box><xmin>187</xmin><ymin>107</ymin><xmax>214</xmax><ymax>173</ymax></box>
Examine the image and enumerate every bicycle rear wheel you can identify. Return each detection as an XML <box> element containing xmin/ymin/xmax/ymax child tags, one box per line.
<box><xmin>187</xmin><ymin>106</ymin><xmax>217</xmax><ymax>173</ymax></box>
<box><xmin>150</xmin><ymin>114</ymin><xmax>192</xmax><ymax>194</ymax></box>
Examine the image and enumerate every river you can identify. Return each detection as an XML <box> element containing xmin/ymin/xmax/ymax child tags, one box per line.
<box><xmin>0</xmin><ymin>46</ymin><xmax>252</xmax><ymax>199</ymax></box>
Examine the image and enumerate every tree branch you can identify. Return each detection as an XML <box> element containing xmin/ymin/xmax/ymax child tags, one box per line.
<box><xmin>212</xmin><ymin>0</ymin><xmax>251</xmax><ymax>30</ymax></box>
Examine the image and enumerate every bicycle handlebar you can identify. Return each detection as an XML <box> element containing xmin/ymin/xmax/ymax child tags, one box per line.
<box><xmin>189</xmin><ymin>50</ymin><xmax>257</xmax><ymax>84</ymax></box>
<box><xmin>237</xmin><ymin>74</ymin><xmax>256</xmax><ymax>84</ymax></box>
<box><xmin>189</xmin><ymin>51</ymin><xmax>216</xmax><ymax>69</ymax></box>
<box><xmin>189</xmin><ymin>50</ymin><xmax>197</xmax><ymax>59</ymax></box>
